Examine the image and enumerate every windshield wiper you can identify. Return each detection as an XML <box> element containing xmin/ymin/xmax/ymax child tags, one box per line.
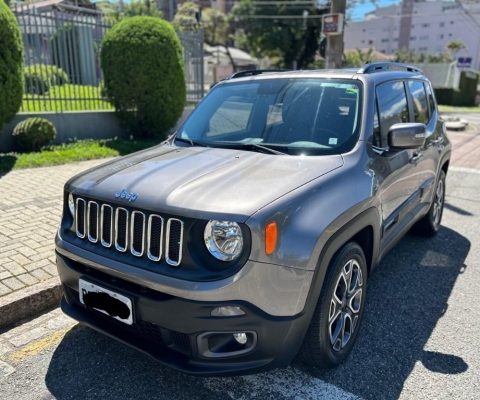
<box><xmin>174</xmin><ymin>137</ymin><xmax>208</xmax><ymax>147</ymax></box>
<box><xmin>219</xmin><ymin>143</ymin><xmax>289</xmax><ymax>155</ymax></box>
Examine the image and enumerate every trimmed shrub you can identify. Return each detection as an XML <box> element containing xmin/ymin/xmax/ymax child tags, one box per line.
<box><xmin>0</xmin><ymin>0</ymin><xmax>24</xmax><ymax>129</ymax></box>
<box><xmin>101</xmin><ymin>16</ymin><xmax>186</xmax><ymax>138</ymax></box>
<box><xmin>12</xmin><ymin>118</ymin><xmax>57</xmax><ymax>152</ymax></box>
<box><xmin>24</xmin><ymin>64</ymin><xmax>69</xmax><ymax>95</ymax></box>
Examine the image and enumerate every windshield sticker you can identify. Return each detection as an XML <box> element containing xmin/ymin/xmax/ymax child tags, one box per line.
<box><xmin>329</xmin><ymin>138</ymin><xmax>338</xmax><ymax>145</ymax></box>
<box><xmin>345</xmin><ymin>87</ymin><xmax>359</xmax><ymax>95</ymax></box>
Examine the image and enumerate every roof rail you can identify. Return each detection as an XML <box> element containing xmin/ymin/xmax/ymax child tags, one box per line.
<box><xmin>357</xmin><ymin>62</ymin><xmax>423</xmax><ymax>74</ymax></box>
<box><xmin>228</xmin><ymin>69</ymin><xmax>290</xmax><ymax>80</ymax></box>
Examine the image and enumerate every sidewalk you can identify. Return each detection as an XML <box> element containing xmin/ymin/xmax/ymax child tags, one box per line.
<box><xmin>0</xmin><ymin>159</ymin><xmax>111</xmax><ymax>297</ymax></box>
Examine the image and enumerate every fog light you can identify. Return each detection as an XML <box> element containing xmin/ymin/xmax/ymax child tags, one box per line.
<box><xmin>211</xmin><ymin>306</ymin><xmax>245</xmax><ymax>317</ymax></box>
<box><xmin>233</xmin><ymin>332</ymin><xmax>247</xmax><ymax>345</ymax></box>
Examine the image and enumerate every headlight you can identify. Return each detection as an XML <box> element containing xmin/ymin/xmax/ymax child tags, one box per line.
<box><xmin>204</xmin><ymin>220</ymin><xmax>243</xmax><ymax>261</ymax></box>
<box><xmin>68</xmin><ymin>193</ymin><xmax>75</xmax><ymax>217</ymax></box>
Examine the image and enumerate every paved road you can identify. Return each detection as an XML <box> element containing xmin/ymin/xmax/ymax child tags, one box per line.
<box><xmin>1</xmin><ymin>168</ymin><xmax>479</xmax><ymax>400</ymax></box>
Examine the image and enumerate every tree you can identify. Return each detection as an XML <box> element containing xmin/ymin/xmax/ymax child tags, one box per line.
<box><xmin>0</xmin><ymin>0</ymin><xmax>23</xmax><ymax>130</ymax></box>
<box><xmin>101</xmin><ymin>16</ymin><xmax>186</xmax><ymax>138</ymax></box>
<box><xmin>172</xmin><ymin>1</ymin><xmax>200</xmax><ymax>32</ymax></box>
<box><xmin>202</xmin><ymin>7</ymin><xmax>229</xmax><ymax>46</ymax></box>
<box><xmin>98</xmin><ymin>0</ymin><xmax>162</xmax><ymax>25</ymax></box>
<box><xmin>447</xmin><ymin>39</ymin><xmax>466</xmax><ymax>57</ymax></box>
<box><xmin>395</xmin><ymin>48</ymin><xmax>453</xmax><ymax>64</ymax></box>
<box><xmin>344</xmin><ymin>48</ymin><xmax>375</xmax><ymax>67</ymax></box>
<box><xmin>231</xmin><ymin>0</ymin><xmax>326</xmax><ymax>69</ymax></box>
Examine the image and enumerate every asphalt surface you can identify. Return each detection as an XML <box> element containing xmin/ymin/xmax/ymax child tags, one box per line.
<box><xmin>1</xmin><ymin>167</ymin><xmax>479</xmax><ymax>400</ymax></box>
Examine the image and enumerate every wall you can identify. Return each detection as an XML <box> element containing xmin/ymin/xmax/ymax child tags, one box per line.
<box><xmin>0</xmin><ymin>108</ymin><xmax>194</xmax><ymax>153</ymax></box>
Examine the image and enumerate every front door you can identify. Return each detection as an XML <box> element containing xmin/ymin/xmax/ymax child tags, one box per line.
<box><xmin>371</xmin><ymin>80</ymin><xmax>422</xmax><ymax>244</ymax></box>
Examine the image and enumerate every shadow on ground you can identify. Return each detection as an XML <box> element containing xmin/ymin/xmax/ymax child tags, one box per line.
<box><xmin>296</xmin><ymin>226</ymin><xmax>470</xmax><ymax>399</ymax></box>
<box><xmin>0</xmin><ymin>155</ymin><xmax>16</xmax><ymax>175</ymax></box>
<box><xmin>45</xmin><ymin>226</ymin><xmax>469</xmax><ymax>400</ymax></box>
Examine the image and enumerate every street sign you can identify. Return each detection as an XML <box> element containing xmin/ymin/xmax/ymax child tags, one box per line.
<box><xmin>457</xmin><ymin>57</ymin><xmax>472</xmax><ymax>68</ymax></box>
<box><xmin>322</xmin><ymin>13</ymin><xmax>344</xmax><ymax>36</ymax></box>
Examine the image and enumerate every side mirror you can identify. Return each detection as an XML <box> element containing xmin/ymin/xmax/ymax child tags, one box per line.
<box><xmin>388</xmin><ymin>123</ymin><xmax>426</xmax><ymax>150</ymax></box>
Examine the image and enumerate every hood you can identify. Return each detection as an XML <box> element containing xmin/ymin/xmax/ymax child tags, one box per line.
<box><xmin>67</xmin><ymin>145</ymin><xmax>344</xmax><ymax>221</ymax></box>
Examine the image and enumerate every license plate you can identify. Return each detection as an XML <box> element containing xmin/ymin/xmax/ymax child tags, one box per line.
<box><xmin>79</xmin><ymin>279</ymin><xmax>133</xmax><ymax>325</ymax></box>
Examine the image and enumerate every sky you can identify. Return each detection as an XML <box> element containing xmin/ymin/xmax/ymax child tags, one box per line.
<box><xmin>92</xmin><ymin>0</ymin><xmax>404</xmax><ymax>22</ymax></box>
<box><xmin>350</xmin><ymin>0</ymin><xmax>401</xmax><ymax>21</ymax></box>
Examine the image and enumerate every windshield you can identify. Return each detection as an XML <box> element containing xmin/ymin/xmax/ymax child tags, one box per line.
<box><xmin>177</xmin><ymin>78</ymin><xmax>362</xmax><ymax>156</ymax></box>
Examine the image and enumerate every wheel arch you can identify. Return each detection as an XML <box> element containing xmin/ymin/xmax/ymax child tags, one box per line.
<box><xmin>302</xmin><ymin>207</ymin><xmax>381</xmax><ymax>316</ymax></box>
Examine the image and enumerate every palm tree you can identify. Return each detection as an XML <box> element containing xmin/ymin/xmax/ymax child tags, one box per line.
<box><xmin>447</xmin><ymin>40</ymin><xmax>467</xmax><ymax>58</ymax></box>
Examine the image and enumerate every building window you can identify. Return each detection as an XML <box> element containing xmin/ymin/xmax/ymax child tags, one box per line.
<box><xmin>393</xmin><ymin>38</ymin><xmax>399</xmax><ymax>42</ymax></box>
<box><xmin>440</xmin><ymin>22</ymin><xmax>445</xmax><ymax>28</ymax></box>
<box><xmin>368</xmin><ymin>29</ymin><xmax>375</xmax><ymax>34</ymax></box>
<box><xmin>363</xmin><ymin>29</ymin><xmax>366</xmax><ymax>32</ymax></box>
<box><xmin>438</xmin><ymin>34</ymin><xmax>444</xmax><ymax>40</ymax></box>
<box><xmin>380</xmin><ymin>50</ymin><xmax>386</xmax><ymax>54</ymax></box>
<box><xmin>410</xmin><ymin>36</ymin><xmax>416</xmax><ymax>41</ymax></box>
<box><xmin>420</xmin><ymin>35</ymin><xmax>429</xmax><ymax>40</ymax></box>
<box><xmin>368</xmin><ymin>39</ymin><xmax>374</xmax><ymax>45</ymax></box>
<box><xmin>421</xmin><ymin>23</ymin><xmax>430</xmax><ymax>28</ymax></box>
<box><xmin>381</xmin><ymin>38</ymin><xmax>389</xmax><ymax>43</ymax></box>
<box><xmin>451</xmin><ymin>21</ymin><xmax>454</xmax><ymax>24</ymax></box>
<box><xmin>411</xmin><ymin>24</ymin><xmax>415</xmax><ymax>29</ymax></box>
<box><xmin>382</xmin><ymin>26</ymin><xmax>390</xmax><ymax>32</ymax></box>
<box><xmin>361</xmin><ymin>40</ymin><xmax>365</xmax><ymax>43</ymax></box>
<box><xmin>449</xmin><ymin>33</ymin><xmax>453</xmax><ymax>37</ymax></box>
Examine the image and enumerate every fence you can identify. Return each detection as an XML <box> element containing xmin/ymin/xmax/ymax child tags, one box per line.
<box><xmin>14</xmin><ymin>4</ymin><xmax>204</xmax><ymax>113</ymax></box>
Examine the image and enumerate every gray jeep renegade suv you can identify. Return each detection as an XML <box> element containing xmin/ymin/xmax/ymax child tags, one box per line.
<box><xmin>56</xmin><ymin>63</ymin><xmax>451</xmax><ymax>376</ymax></box>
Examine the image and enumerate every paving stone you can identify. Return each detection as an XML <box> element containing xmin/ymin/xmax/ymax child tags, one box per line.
<box><xmin>2</xmin><ymin>277</ymin><xmax>25</xmax><ymax>291</ymax></box>
<box><xmin>30</xmin><ymin>269</ymin><xmax>52</xmax><ymax>281</ymax></box>
<box><xmin>9</xmin><ymin>326</ymin><xmax>49</xmax><ymax>348</ymax></box>
<box><xmin>0</xmin><ymin>360</ymin><xmax>15</xmax><ymax>377</ymax></box>
<box><xmin>42</xmin><ymin>263</ymin><xmax>58</xmax><ymax>277</ymax></box>
<box><xmin>23</xmin><ymin>259</ymin><xmax>51</xmax><ymax>272</ymax></box>
<box><xmin>9</xmin><ymin>254</ymin><xmax>31</xmax><ymax>266</ymax></box>
<box><xmin>0</xmin><ymin>282</ymin><xmax>12</xmax><ymax>296</ymax></box>
<box><xmin>0</xmin><ymin>270</ymin><xmax>13</xmax><ymax>280</ymax></box>
<box><xmin>0</xmin><ymin>342</ymin><xmax>11</xmax><ymax>357</ymax></box>
<box><xmin>16</xmin><ymin>273</ymin><xmax>40</xmax><ymax>286</ymax></box>
<box><xmin>3</xmin><ymin>261</ymin><xmax>26</xmax><ymax>276</ymax></box>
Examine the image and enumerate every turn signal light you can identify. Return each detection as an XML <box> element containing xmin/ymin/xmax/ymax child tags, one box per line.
<box><xmin>265</xmin><ymin>222</ymin><xmax>277</xmax><ymax>255</ymax></box>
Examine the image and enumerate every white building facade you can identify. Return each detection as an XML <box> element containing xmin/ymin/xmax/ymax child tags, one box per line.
<box><xmin>344</xmin><ymin>0</ymin><xmax>480</xmax><ymax>69</ymax></box>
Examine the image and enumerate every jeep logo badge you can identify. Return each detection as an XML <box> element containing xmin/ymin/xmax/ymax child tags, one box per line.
<box><xmin>115</xmin><ymin>189</ymin><xmax>138</xmax><ymax>202</ymax></box>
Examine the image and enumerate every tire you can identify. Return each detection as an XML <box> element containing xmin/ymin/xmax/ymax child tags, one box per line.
<box><xmin>298</xmin><ymin>242</ymin><xmax>368</xmax><ymax>368</ymax></box>
<box><xmin>413</xmin><ymin>170</ymin><xmax>446</xmax><ymax>237</ymax></box>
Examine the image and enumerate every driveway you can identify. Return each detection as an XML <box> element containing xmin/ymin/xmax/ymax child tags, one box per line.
<box><xmin>0</xmin><ymin>167</ymin><xmax>479</xmax><ymax>400</ymax></box>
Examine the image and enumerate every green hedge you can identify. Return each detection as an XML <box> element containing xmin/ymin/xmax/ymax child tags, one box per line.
<box><xmin>24</xmin><ymin>64</ymin><xmax>69</xmax><ymax>95</ymax></box>
<box><xmin>12</xmin><ymin>118</ymin><xmax>57</xmax><ymax>152</ymax></box>
<box><xmin>101</xmin><ymin>16</ymin><xmax>186</xmax><ymax>138</ymax></box>
<box><xmin>434</xmin><ymin>71</ymin><xmax>480</xmax><ymax>106</ymax></box>
<box><xmin>0</xmin><ymin>0</ymin><xmax>24</xmax><ymax>129</ymax></box>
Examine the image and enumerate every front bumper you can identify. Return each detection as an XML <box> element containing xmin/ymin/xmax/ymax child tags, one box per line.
<box><xmin>55</xmin><ymin>245</ymin><xmax>314</xmax><ymax>376</ymax></box>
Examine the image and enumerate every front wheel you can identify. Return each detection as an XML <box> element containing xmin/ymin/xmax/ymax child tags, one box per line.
<box><xmin>298</xmin><ymin>242</ymin><xmax>368</xmax><ymax>368</ymax></box>
<box><xmin>413</xmin><ymin>170</ymin><xmax>446</xmax><ymax>236</ymax></box>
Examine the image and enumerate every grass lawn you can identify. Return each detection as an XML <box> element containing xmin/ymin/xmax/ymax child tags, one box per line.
<box><xmin>0</xmin><ymin>138</ymin><xmax>159</xmax><ymax>173</ymax></box>
<box><xmin>22</xmin><ymin>85</ymin><xmax>113</xmax><ymax>112</ymax></box>
<box><xmin>438</xmin><ymin>105</ymin><xmax>480</xmax><ymax>113</ymax></box>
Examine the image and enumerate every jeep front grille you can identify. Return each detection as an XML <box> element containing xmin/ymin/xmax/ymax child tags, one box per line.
<box><xmin>74</xmin><ymin>197</ymin><xmax>183</xmax><ymax>266</ymax></box>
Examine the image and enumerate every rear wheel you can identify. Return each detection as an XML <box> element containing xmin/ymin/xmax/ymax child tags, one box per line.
<box><xmin>413</xmin><ymin>170</ymin><xmax>446</xmax><ymax>236</ymax></box>
<box><xmin>298</xmin><ymin>242</ymin><xmax>368</xmax><ymax>368</ymax></box>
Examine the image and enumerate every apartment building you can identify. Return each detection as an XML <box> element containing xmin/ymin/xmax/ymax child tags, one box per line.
<box><xmin>344</xmin><ymin>0</ymin><xmax>480</xmax><ymax>69</ymax></box>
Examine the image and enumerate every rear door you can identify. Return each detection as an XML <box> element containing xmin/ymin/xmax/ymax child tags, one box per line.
<box><xmin>371</xmin><ymin>80</ymin><xmax>422</xmax><ymax>243</ymax></box>
<box><xmin>406</xmin><ymin>80</ymin><xmax>443</xmax><ymax>205</ymax></box>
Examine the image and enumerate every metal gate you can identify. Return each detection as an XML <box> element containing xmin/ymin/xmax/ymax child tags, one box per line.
<box><xmin>177</xmin><ymin>30</ymin><xmax>205</xmax><ymax>103</ymax></box>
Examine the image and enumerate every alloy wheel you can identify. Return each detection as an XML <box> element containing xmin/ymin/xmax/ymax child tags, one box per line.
<box><xmin>328</xmin><ymin>259</ymin><xmax>363</xmax><ymax>352</ymax></box>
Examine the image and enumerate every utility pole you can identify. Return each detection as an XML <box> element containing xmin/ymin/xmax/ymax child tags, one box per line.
<box><xmin>325</xmin><ymin>0</ymin><xmax>346</xmax><ymax>69</ymax></box>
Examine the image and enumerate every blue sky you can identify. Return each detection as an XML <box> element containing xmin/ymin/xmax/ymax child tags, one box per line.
<box><xmin>350</xmin><ymin>0</ymin><xmax>401</xmax><ymax>21</ymax></box>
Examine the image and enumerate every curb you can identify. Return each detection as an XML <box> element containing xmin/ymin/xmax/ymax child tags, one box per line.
<box><xmin>0</xmin><ymin>277</ymin><xmax>62</xmax><ymax>331</ymax></box>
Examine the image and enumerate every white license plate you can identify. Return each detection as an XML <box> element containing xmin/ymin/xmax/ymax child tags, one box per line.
<box><xmin>79</xmin><ymin>279</ymin><xmax>133</xmax><ymax>325</ymax></box>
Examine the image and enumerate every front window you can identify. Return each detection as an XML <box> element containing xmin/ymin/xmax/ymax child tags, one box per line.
<box><xmin>177</xmin><ymin>78</ymin><xmax>363</xmax><ymax>156</ymax></box>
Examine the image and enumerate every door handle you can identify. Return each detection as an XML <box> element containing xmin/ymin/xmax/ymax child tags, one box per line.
<box><xmin>410</xmin><ymin>152</ymin><xmax>423</xmax><ymax>164</ymax></box>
